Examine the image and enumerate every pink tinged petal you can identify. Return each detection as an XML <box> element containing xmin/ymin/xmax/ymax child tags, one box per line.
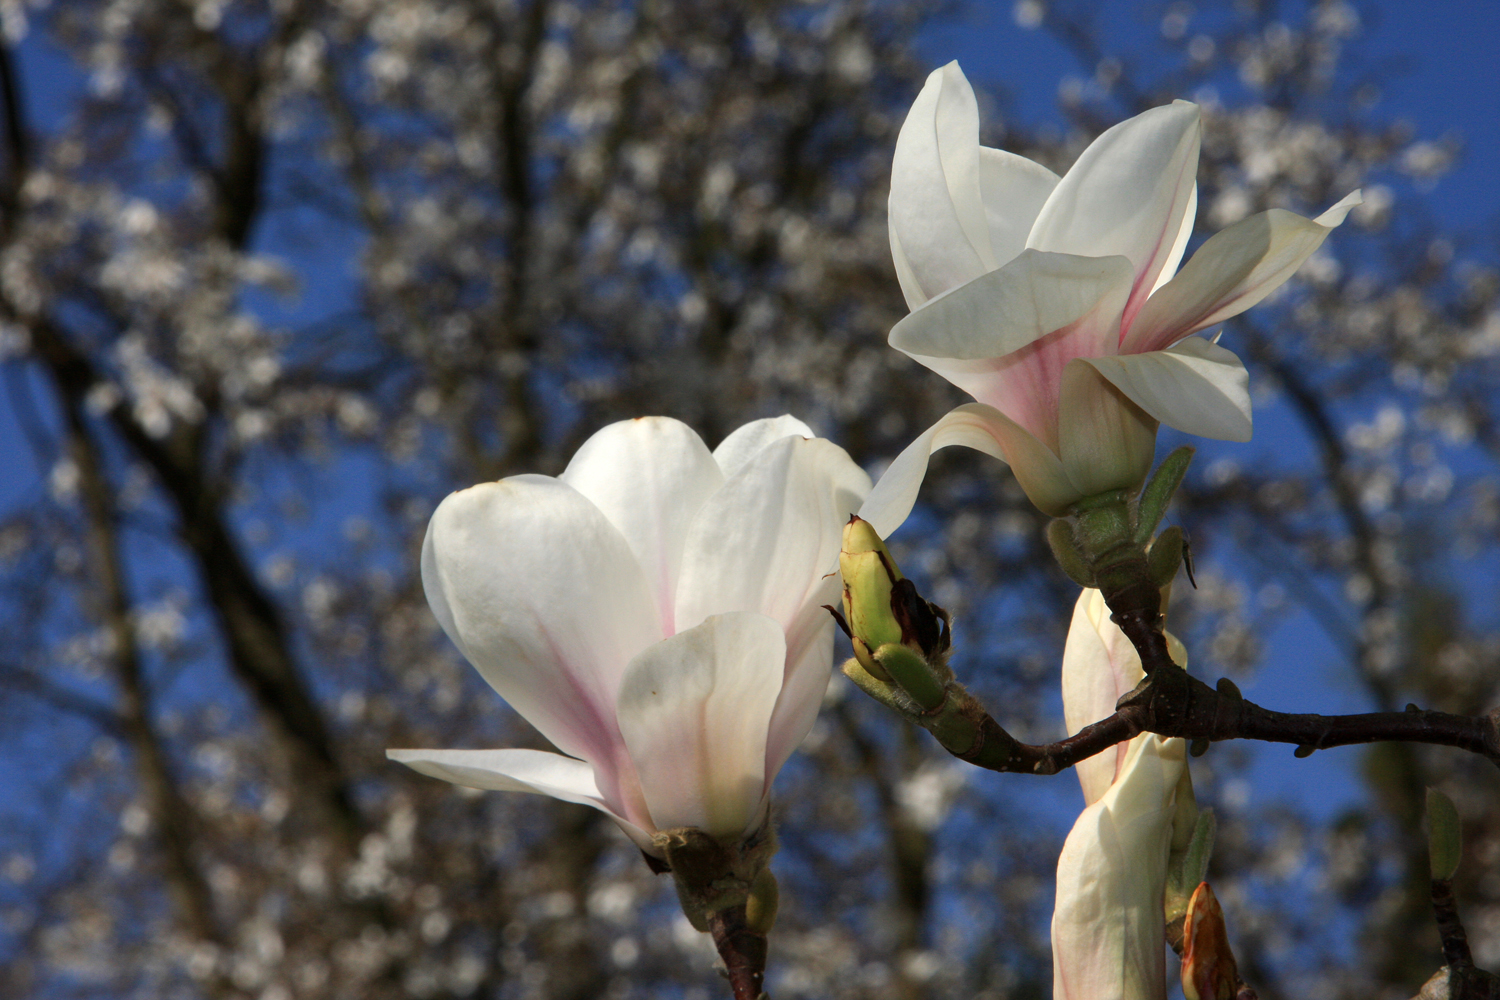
<box><xmin>1052</xmin><ymin>735</ymin><xmax>1186</xmax><ymax>1000</ymax></box>
<box><xmin>1028</xmin><ymin>101</ymin><xmax>1202</xmax><ymax>338</ymax></box>
<box><xmin>713</xmin><ymin>415</ymin><xmax>816</xmax><ymax>479</ymax></box>
<box><xmin>421</xmin><ymin>477</ymin><xmax>661</xmax><ymax>784</ymax></box>
<box><xmin>978</xmin><ymin>146</ymin><xmax>1060</xmax><ymax>265</ymax></box>
<box><xmin>675</xmin><ymin>435</ymin><xmax>871</xmax><ymax>634</ymax></box>
<box><xmin>1082</xmin><ymin>337</ymin><xmax>1251</xmax><ymax>443</ymax></box>
<box><xmin>889</xmin><ymin>61</ymin><xmax>993</xmax><ymax>305</ymax></box>
<box><xmin>1057</xmin><ymin>360</ymin><xmax>1159</xmax><ymax>500</ymax></box>
<box><xmin>1123</xmin><ymin>190</ymin><xmax>1364</xmax><ymax>354</ymax></box>
<box><xmin>615</xmin><ymin>613</ymin><xmax>786</xmax><ymax>838</ymax></box>
<box><xmin>1149</xmin><ymin>183</ymin><xmax>1197</xmax><ymax>296</ymax></box>
<box><xmin>1061</xmin><ymin>589</ymin><xmax>1147</xmax><ymax>805</ymax></box>
<box><xmin>560</xmin><ymin>418</ymin><xmax>724</xmax><ymax>635</ymax></box>
<box><xmin>993</xmin><ymin>420</ymin><xmax>1088</xmax><ymax>517</ymax></box>
<box><xmin>889</xmin><ymin>250</ymin><xmax>1134</xmax><ymax>363</ymax></box>
<box><xmin>856</xmin><ymin>402</ymin><xmax>1011</xmax><ymax>538</ymax></box>
<box><xmin>900</xmin><ymin>255</ymin><xmax>1134</xmax><ymax>448</ymax></box>
<box><xmin>386</xmin><ymin>748</ymin><xmax>656</xmax><ymax>852</ymax></box>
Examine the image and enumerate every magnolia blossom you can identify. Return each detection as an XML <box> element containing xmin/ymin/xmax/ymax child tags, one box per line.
<box><xmin>389</xmin><ymin>416</ymin><xmax>871</xmax><ymax>853</ymax></box>
<box><xmin>877</xmin><ymin>61</ymin><xmax>1360</xmax><ymax>516</ymax></box>
<box><xmin>1053</xmin><ymin>588</ymin><xmax>1194</xmax><ymax>1000</ymax></box>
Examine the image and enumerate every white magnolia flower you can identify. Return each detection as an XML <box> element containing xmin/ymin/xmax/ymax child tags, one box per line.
<box><xmin>390</xmin><ymin>416</ymin><xmax>871</xmax><ymax>853</ymax></box>
<box><xmin>1053</xmin><ymin>732</ymin><xmax>1186</xmax><ymax>1000</ymax></box>
<box><xmin>1052</xmin><ymin>588</ymin><xmax>1194</xmax><ymax>999</ymax></box>
<box><xmin>876</xmin><ymin>61</ymin><xmax>1360</xmax><ymax>516</ymax></box>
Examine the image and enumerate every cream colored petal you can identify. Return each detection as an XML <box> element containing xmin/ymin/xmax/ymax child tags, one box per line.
<box><xmin>856</xmin><ymin>403</ymin><xmax>1009</xmax><ymax>538</ymax></box>
<box><xmin>858</xmin><ymin>401</ymin><xmax>1085</xmax><ymax>525</ymax></box>
<box><xmin>1057</xmin><ymin>360</ymin><xmax>1160</xmax><ymax>501</ymax></box>
<box><xmin>1082</xmin><ymin>337</ymin><xmax>1252</xmax><ymax>442</ymax></box>
<box><xmin>1123</xmin><ymin>191</ymin><xmax>1363</xmax><ymax>354</ymax></box>
<box><xmin>1060</xmin><ymin>589</ymin><xmax>1146</xmax><ymax>806</ymax></box>
<box><xmin>1052</xmin><ymin>735</ymin><xmax>1186</xmax><ymax>1000</ymax></box>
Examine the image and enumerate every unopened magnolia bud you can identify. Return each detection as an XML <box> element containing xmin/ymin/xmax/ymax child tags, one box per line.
<box><xmin>1181</xmin><ymin>882</ymin><xmax>1239</xmax><ymax>1000</ymax></box>
<box><xmin>840</xmin><ymin>516</ymin><xmax>903</xmax><ymax>681</ymax></box>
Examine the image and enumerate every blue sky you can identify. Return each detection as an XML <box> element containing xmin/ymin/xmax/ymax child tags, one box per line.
<box><xmin>925</xmin><ymin>0</ymin><xmax>1499</xmax><ymax>256</ymax></box>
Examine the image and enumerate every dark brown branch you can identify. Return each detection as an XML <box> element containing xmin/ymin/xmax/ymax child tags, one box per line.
<box><xmin>1433</xmin><ymin>879</ymin><xmax>1474</xmax><ymax>970</ymax></box>
<box><xmin>23</xmin><ymin>313</ymin><xmax>367</xmax><ymax>852</ymax></box>
<box><xmin>928</xmin><ymin>642</ymin><xmax>1498</xmax><ymax>777</ymax></box>
<box><xmin>1428</xmin><ymin>878</ymin><xmax>1500</xmax><ymax>999</ymax></box>
<box><xmin>0</xmin><ymin>663</ymin><xmax>124</xmax><ymax>733</ymax></box>
<box><xmin>0</xmin><ymin>2</ymin><xmax>365</xmax><ymax>853</ymax></box>
<box><xmin>62</xmin><ymin>383</ymin><xmax>230</xmax><ymax>960</ymax></box>
<box><xmin>0</xmin><ymin>40</ymin><xmax>27</xmax><ymax>234</ymax></box>
<box><xmin>709</xmin><ymin>904</ymin><xmax>769</xmax><ymax>1000</ymax></box>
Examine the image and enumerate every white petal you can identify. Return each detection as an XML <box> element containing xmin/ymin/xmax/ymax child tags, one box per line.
<box><xmin>1029</xmin><ymin>101</ymin><xmax>1201</xmax><ymax>336</ymax></box>
<box><xmin>857</xmin><ymin>403</ymin><xmax>1009</xmax><ymax>538</ymax></box>
<box><xmin>856</xmin><ymin>401</ymin><xmax>1083</xmax><ymax>526</ymax></box>
<box><xmin>978</xmin><ymin>145</ymin><xmax>1059</xmax><ymax>265</ymax></box>
<box><xmin>1149</xmin><ymin>182</ymin><xmax>1197</xmax><ymax>296</ymax></box>
<box><xmin>1315</xmin><ymin>189</ymin><xmax>1363</xmax><ymax>227</ymax></box>
<box><xmin>888</xmin><ymin>222</ymin><xmax>930</xmax><ymax>310</ymax></box>
<box><xmin>889</xmin><ymin>250</ymin><xmax>1134</xmax><ymax>362</ymax></box>
<box><xmin>675</xmin><ymin>435</ymin><xmax>870</xmax><ymax>634</ymax></box>
<box><xmin>763</xmin><ymin>582</ymin><xmax>839</xmax><ymax>781</ymax></box>
<box><xmin>1082</xmin><ymin>336</ymin><xmax>1252</xmax><ymax>442</ymax></box>
<box><xmin>1124</xmin><ymin>191</ymin><xmax>1363</xmax><ymax>354</ymax></box>
<box><xmin>888</xmin><ymin>62</ymin><xmax>993</xmax><ymax>304</ymax></box>
<box><xmin>713</xmin><ymin>415</ymin><xmax>816</xmax><ymax>479</ymax></box>
<box><xmin>422</xmin><ymin>477</ymin><xmax>662</xmax><ymax>780</ymax></box>
<box><xmin>897</xmin><ymin>257</ymin><xmax>1134</xmax><ymax>450</ymax></box>
<box><xmin>615</xmin><ymin>613</ymin><xmax>785</xmax><ymax>837</ymax></box>
<box><xmin>1052</xmin><ymin>735</ymin><xmax>1185</xmax><ymax>1000</ymax></box>
<box><xmin>1056</xmin><ymin>360</ymin><xmax>1159</xmax><ymax>500</ymax></box>
<box><xmin>1060</xmin><ymin>589</ymin><xmax>1144</xmax><ymax>806</ymax></box>
<box><xmin>387</xmin><ymin>748</ymin><xmax>655</xmax><ymax>850</ymax></box>
<box><xmin>561</xmin><ymin>418</ymin><xmax>724</xmax><ymax>634</ymax></box>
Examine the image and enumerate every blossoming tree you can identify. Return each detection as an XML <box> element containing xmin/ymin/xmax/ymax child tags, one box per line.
<box><xmin>0</xmin><ymin>1</ymin><xmax>1496</xmax><ymax>999</ymax></box>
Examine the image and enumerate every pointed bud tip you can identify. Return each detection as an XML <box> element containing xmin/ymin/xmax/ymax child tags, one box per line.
<box><xmin>841</xmin><ymin>515</ymin><xmax>897</xmax><ymax>567</ymax></box>
<box><xmin>1182</xmin><ymin>882</ymin><xmax>1239</xmax><ymax>1000</ymax></box>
